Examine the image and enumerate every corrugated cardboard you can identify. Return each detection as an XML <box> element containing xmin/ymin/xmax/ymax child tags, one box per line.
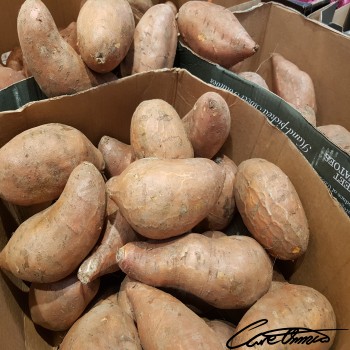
<box><xmin>0</xmin><ymin>68</ymin><xmax>349</xmax><ymax>349</ymax></box>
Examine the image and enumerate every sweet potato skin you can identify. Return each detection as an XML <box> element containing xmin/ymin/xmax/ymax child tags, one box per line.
<box><xmin>182</xmin><ymin>92</ymin><xmax>231</xmax><ymax>159</ymax></box>
<box><xmin>132</xmin><ymin>4</ymin><xmax>178</xmax><ymax>73</ymax></box>
<box><xmin>125</xmin><ymin>281</ymin><xmax>224</xmax><ymax>349</ymax></box>
<box><xmin>29</xmin><ymin>274</ymin><xmax>100</xmax><ymax>331</ymax></box>
<box><xmin>0</xmin><ymin>66</ymin><xmax>26</xmax><ymax>90</ymax></box>
<box><xmin>0</xmin><ymin>162</ymin><xmax>106</xmax><ymax>283</ymax></box>
<box><xmin>107</xmin><ymin>157</ymin><xmax>225</xmax><ymax>239</ymax></box>
<box><xmin>234</xmin><ymin>158</ymin><xmax>309</xmax><ymax>260</ymax></box>
<box><xmin>5</xmin><ymin>47</ymin><xmax>24</xmax><ymax>72</ymax></box>
<box><xmin>0</xmin><ymin>123</ymin><xmax>104</xmax><ymax>206</ymax></box>
<box><xmin>59</xmin><ymin>21</ymin><xmax>79</xmax><ymax>54</ymax></box>
<box><xmin>17</xmin><ymin>0</ymin><xmax>96</xmax><ymax>97</ymax></box>
<box><xmin>77</xmin><ymin>0</ymin><xmax>134</xmax><ymax>73</ymax></box>
<box><xmin>177</xmin><ymin>1</ymin><xmax>258</xmax><ymax>68</ymax></box>
<box><xmin>272</xmin><ymin>53</ymin><xmax>317</xmax><ymax>113</ymax></box>
<box><xmin>60</xmin><ymin>293</ymin><xmax>142</xmax><ymax>350</ymax></box>
<box><xmin>117</xmin><ymin>233</ymin><xmax>273</xmax><ymax>309</ymax></box>
<box><xmin>130</xmin><ymin>99</ymin><xmax>194</xmax><ymax>159</ymax></box>
<box><xmin>229</xmin><ymin>282</ymin><xmax>337</xmax><ymax>350</ymax></box>
<box><xmin>238</xmin><ymin>71</ymin><xmax>269</xmax><ymax>90</ymax></box>
<box><xmin>205</xmin><ymin>319</ymin><xmax>236</xmax><ymax>349</ymax></box>
<box><xmin>317</xmin><ymin>124</ymin><xmax>350</xmax><ymax>154</ymax></box>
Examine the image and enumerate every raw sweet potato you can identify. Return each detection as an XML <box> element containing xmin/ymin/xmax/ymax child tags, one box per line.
<box><xmin>60</xmin><ymin>293</ymin><xmax>142</xmax><ymax>350</ymax></box>
<box><xmin>130</xmin><ymin>99</ymin><xmax>194</xmax><ymax>159</ymax></box>
<box><xmin>0</xmin><ymin>123</ymin><xmax>104</xmax><ymax>206</ymax></box>
<box><xmin>127</xmin><ymin>0</ymin><xmax>153</xmax><ymax>23</ymax></box>
<box><xmin>197</xmin><ymin>155</ymin><xmax>237</xmax><ymax>231</ymax></box>
<box><xmin>77</xmin><ymin>0</ymin><xmax>135</xmax><ymax>73</ymax></box>
<box><xmin>238</xmin><ymin>71</ymin><xmax>269</xmax><ymax>90</ymax></box>
<box><xmin>205</xmin><ymin>319</ymin><xmax>236</xmax><ymax>349</ymax></box>
<box><xmin>228</xmin><ymin>282</ymin><xmax>337</xmax><ymax>350</ymax></box>
<box><xmin>182</xmin><ymin>92</ymin><xmax>231</xmax><ymax>159</ymax></box>
<box><xmin>98</xmin><ymin>135</ymin><xmax>135</xmax><ymax>177</ymax></box>
<box><xmin>165</xmin><ymin>0</ymin><xmax>177</xmax><ymax>14</ymax></box>
<box><xmin>292</xmin><ymin>103</ymin><xmax>317</xmax><ymax>126</ymax></box>
<box><xmin>78</xmin><ymin>197</ymin><xmax>139</xmax><ymax>284</ymax></box>
<box><xmin>317</xmin><ymin>124</ymin><xmax>350</xmax><ymax>154</ymax></box>
<box><xmin>29</xmin><ymin>273</ymin><xmax>100</xmax><ymax>331</ymax></box>
<box><xmin>124</xmin><ymin>280</ymin><xmax>224</xmax><ymax>349</ymax></box>
<box><xmin>132</xmin><ymin>4</ymin><xmax>178</xmax><ymax>73</ymax></box>
<box><xmin>5</xmin><ymin>46</ymin><xmax>24</xmax><ymax>72</ymax></box>
<box><xmin>59</xmin><ymin>21</ymin><xmax>79</xmax><ymax>54</ymax></box>
<box><xmin>0</xmin><ymin>162</ymin><xmax>106</xmax><ymax>283</ymax></box>
<box><xmin>117</xmin><ymin>233</ymin><xmax>273</xmax><ymax>309</ymax></box>
<box><xmin>271</xmin><ymin>53</ymin><xmax>317</xmax><ymax>113</ymax></box>
<box><xmin>202</xmin><ymin>230</ymin><xmax>227</xmax><ymax>238</ymax></box>
<box><xmin>107</xmin><ymin>157</ymin><xmax>225</xmax><ymax>239</ymax></box>
<box><xmin>234</xmin><ymin>158</ymin><xmax>309</xmax><ymax>260</ymax></box>
<box><xmin>177</xmin><ymin>1</ymin><xmax>259</xmax><ymax>68</ymax></box>
<box><xmin>0</xmin><ymin>66</ymin><xmax>26</xmax><ymax>90</ymax></box>
<box><xmin>17</xmin><ymin>0</ymin><xmax>97</xmax><ymax>97</ymax></box>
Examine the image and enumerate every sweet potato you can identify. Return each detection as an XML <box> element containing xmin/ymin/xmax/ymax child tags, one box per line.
<box><xmin>29</xmin><ymin>273</ymin><xmax>100</xmax><ymax>331</ymax></box>
<box><xmin>205</xmin><ymin>319</ymin><xmax>236</xmax><ymax>349</ymax></box>
<box><xmin>0</xmin><ymin>123</ymin><xmax>104</xmax><ymax>206</ymax></box>
<box><xmin>202</xmin><ymin>230</ymin><xmax>227</xmax><ymax>238</ymax></box>
<box><xmin>165</xmin><ymin>1</ymin><xmax>177</xmax><ymax>14</ymax></box>
<box><xmin>127</xmin><ymin>0</ymin><xmax>153</xmax><ymax>23</ymax></box>
<box><xmin>17</xmin><ymin>0</ymin><xmax>98</xmax><ymax>97</ymax></box>
<box><xmin>124</xmin><ymin>280</ymin><xmax>224</xmax><ymax>349</ymax></box>
<box><xmin>60</xmin><ymin>293</ymin><xmax>142</xmax><ymax>350</ymax></box>
<box><xmin>132</xmin><ymin>4</ymin><xmax>178</xmax><ymax>73</ymax></box>
<box><xmin>0</xmin><ymin>66</ymin><xmax>26</xmax><ymax>90</ymax></box>
<box><xmin>197</xmin><ymin>155</ymin><xmax>237</xmax><ymax>231</ymax></box>
<box><xmin>271</xmin><ymin>53</ymin><xmax>317</xmax><ymax>113</ymax></box>
<box><xmin>292</xmin><ymin>103</ymin><xmax>317</xmax><ymax>126</ymax></box>
<box><xmin>98</xmin><ymin>135</ymin><xmax>135</xmax><ymax>177</ymax></box>
<box><xmin>182</xmin><ymin>92</ymin><xmax>231</xmax><ymax>159</ymax></box>
<box><xmin>238</xmin><ymin>71</ymin><xmax>269</xmax><ymax>90</ymax></box>
<box><xmin>234</xmin><ymin>158</ymin><xmax>309</xmax><ymax>260</ymax></box>
<box><xmin>130</xmin><ymin>99</ymin><xmax>194</xmax><ymax>159</ymax></box>
<box><xmin>77</xmin><ymin>0</ymin><xmax>135</xmax><ymax>73</ymax></box>
<box><xmin>177</xmin><ymin>1</ymin><xmax>259</xmax><ymax>68</ymax></box>
<box><xmin>107</xmin><ymin>157</ymin><xmax>225</xmax><ymax>239</ymax></box>
<box><xmin>78</xmin><ymin>197</ymin><xmax>139</xmax><ymax>284</ymax></box>
<box><xmin>0</xmin><ymin>162</ymin><xmax>106</xmax><ymax>283</ymax></box>
<box><xmin>117</xmin><ymin>233</ymin><xmax>273</xmax><ymax>309</ymax></box>
<box><xmin>5</xmin><ymin>46</ymin><xmax>24</xmax><ymax>72</ymax></box>
<box><xmin>59</xmin><ymin>21</ymin><xmax>79</xmax><ymax>54</ymax></box>
<box><xmin>317</xmin><ymin>124</ymin><xmax>350</xmax><ymax>154</ymax></box>
<box><xmin>228</xmin><ymin>282</ymin><xmax>337</xmax><ymax>350</ymax></box>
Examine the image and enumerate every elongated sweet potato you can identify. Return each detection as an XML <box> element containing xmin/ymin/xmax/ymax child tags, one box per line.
<box><xmin>17</xmin><ymin>0</ymin><xmax>96</xmax><ymax>97</ymax></box>
<box><xmin>228</xmin><ymin>282</ymin><xmax>337</xmax><ymax>350</ymax></box>
<box><xmin>197</xmin><ymin>155</ymin><xmax>237</xmax><ymax>231</ymax></box>
<box><xmin>77</xmin><ymin>0</ymin><xmax>135</xmax><ymax>73</ymax></box>
<box><xmin>177</xmin><ymin>1</ymin><xmax>259</xmax><ymax>68</ymax></box>
<box><xmin>0</xmin><ymin>123</ymin><xmax>104</xmax><ymax>206</ymax></box>
<box><xmin>117</xmin><ymin>233</ymin><xmax>273</xmax><ymax>309</ymax></box>
<box><xmin>317</xmin><ymin>124</ymin><xmax>350</xmax><ymax>154</ymax></box>
<box><xmin>29</xmin><ymin>273</ymin><xmax>100</xmax><ymax>331</ymax></box>
<box><xmin>60</xmin><ymin>293</ymin><xmax>142</xmax><ymax>350</ymax></box>
<box><xmin>182</xmin><ymin>92</ymin><xmax>231</xmax><ymax>159</ymax></box>
<box><xmin>59</xmin><ymin>21</ymin><xmax>79</xmax><ymax>54</ymax></box>
<box><xmin>127</xmin><ymin>0</ymin><xmax>153</xmax><ymax>23</ymax></box>
<box><xmin>292</xmin><ymin>103</ymin><xmax>317</xmax><ymax>126</ymax></box>
<box><xmin>234</xmin><ymin>158</ymin><xmax>309</xmax><ymax>260</ymax></box>
<box><xmin>0</xmin><ymin>162</ymin><xmax>106</xmax><ymax>283</ymax></box>
<box><xmin>130</xmin><ymin>99</ymin><xmax>194</xmax><ymax>159</ymax></box>
<box><xmin>0</xmin><ymin>66</ymin><xmax>26</xmax><ymax>90</ymax></box>
<box><xmin>205</xmin><ymin>319</ymin><xmax>236</xmax><ymax>349</ymax></box>
<box><xmin>271</xmin><ymin>53</ymin><xmax>317</xmax><ymax>113</ymax></box>
<box><xmin>132</xmin><ymin>4</ymin><xmax>178</xmax><ymax>73</ymax></box>
<box><xmin>238</xmin><ymin>71</ymin><xmax>269</xmax><ymax>90</ymax></box>
<box><xmin>78</xmin><ymin>197</ymin><xmax>139</xmax><ymax>284</ymax></box>
<box><xmin>98</xmin><ymin>136</ymin><xmax>135</xmax><ymax>177</ymax></box>
<box><xmin>124</xmin><ymin>281</ymin><xmax>224</xmax><ymax>349</ymax></box>
<box><xmin>107</xmin><ymin>157</ymin><xmax>225</xmax><ymax>239</ymax></box>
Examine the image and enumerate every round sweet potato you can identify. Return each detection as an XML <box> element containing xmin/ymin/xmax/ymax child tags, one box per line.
<box><xmin>132</xmin><ymin>4</ymin><xmax>178</xmax><ymax>74</ymax></box>
<box><xmin>77</xmin><ymin>0</ymin><xmax>135</xmax><ymax>73</ymax></box>
<box><xmin>234</xmin><ymin>158</ymin><xmax>309</xmax><ymax>260</ymax></box>
<box><xmin>0</xmin><ymin>162</ymin><xmax>106</xmax><ymax>283</ymax></box>
<box><xmin>29</xmin><ymin>274</ymin><xmax>100</xmax><ymax>331</ymax></box>
<box><xmin>130</xmin><ymin>99</ymin><xmax>194</xmax><ymax>159</ymax></box>
<box><xmin>0</xmin><ymin>123</ymin><xmax>104</xmax><ymax>206</ymax></box>
<box><xmin>17</xmin><ymin>0</ymin><xmax>96</xmax><ymax>97</ymax></box>
<box><xmin>182</xmin><ymin>92</ymin><xmax>231</xmax><ymax>159</ymax></box>
<box><xmin>107</xmin><ymin>157</ymin><xmax>225</xmax><ymax>239</ymax></box>
<box><xmin>117</xmin><ymin>233</ymin><xmax>273</xmax><ymax>309</ymax></box>
<box><xmin>228</xmin><ymin>282</ymin><xmax>337</xmax><ymax>350</ymax></box>
<box><xmin>177</xmin><ymin>1</ymin><xmax>259</xmax><ymax>68</ymax></box>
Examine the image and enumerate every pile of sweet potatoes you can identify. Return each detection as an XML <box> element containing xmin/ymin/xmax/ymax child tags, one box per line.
<box><xmin>0</xmin><ymin>93</ymin><xmax>337</xmax><ymax>349</ymax></box>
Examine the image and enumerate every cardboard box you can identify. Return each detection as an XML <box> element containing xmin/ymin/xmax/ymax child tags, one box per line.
<box><xmin>263</xmin><ymin>0</ymin><xmax>331</xmax><ymax>15</ymax></box>
<box><xmin>0</xmin><ymin>68</ymin><xmax>349</xmax><ymax>349</ymax></box>
<box><xmin>175</xmin><ymin>2</ymin><xmax>350</xmax><ymax>217</ymax></box>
